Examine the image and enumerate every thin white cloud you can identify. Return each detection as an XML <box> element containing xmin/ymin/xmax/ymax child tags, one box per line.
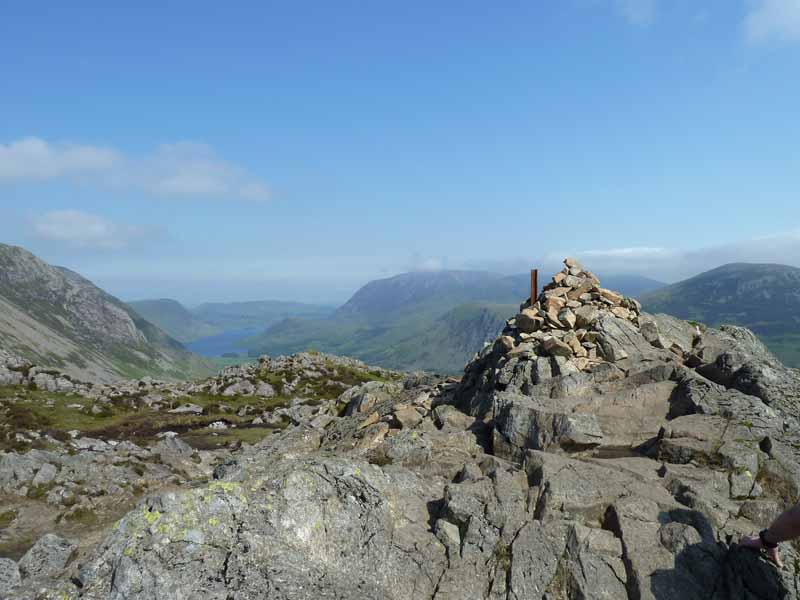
<box><xmin>544</xmin><ymin>230</ymin><xmax>800</xmax><ymax>282</ymax></box>
<box><xmin>615</xmin><ymin>0</ymin><xmax>657</xmax><ymax>26</ymax></box>
<box><xmin>31</xmin><ymin>210</ymin><xmax>154</xmax><ymax>250</ymax></box>
<box><xmin>745</xmin><ymin>0</ymin><xmax>800</xmax><ymax>43</ymax></box>
<box><xmin>581</xmin><ymin>246</ymin><xmax>671</xmax><ymax>258</ymax></box>
<box><xmin>0</xmin><ymin>137</ymin><xmax>270</xmax><ymax>202</ymax></box>
<box><xmin>115</xmin><ymin>142</ymin><xmax>270</xmax><ymax>201</ymax></box>
<box><xmin>0</xmin><ymin>138</ymin><xmax>119</xmax><ymax>181</ymax></box>
<box><xmin>406</xmin><ymin>253</ymin><xmax>447</xmax><ymax>272</ymax></box>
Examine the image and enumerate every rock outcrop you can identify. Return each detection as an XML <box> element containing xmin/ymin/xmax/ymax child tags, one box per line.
<box><xmin>3</xmin><ymin>259</ymin><xmax>800</xmax><ymax>599</ymax></box>
<box><xmin>0</xmin><ymin>243</ymin><xmax>211</xmax><ymax>382</ymax></box>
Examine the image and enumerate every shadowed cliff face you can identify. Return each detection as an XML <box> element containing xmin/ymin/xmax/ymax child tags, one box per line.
<box><xmin>3</xmin><ymin>259</ymin><xmax>800</xmax><ymax>600</ymax></box>
<box><xmin>0</xmin><ymin>243</ymin><xmax>211</xmax><ymax>382</ymax></box>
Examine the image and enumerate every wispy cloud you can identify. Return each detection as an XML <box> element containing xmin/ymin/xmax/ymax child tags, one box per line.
<box><xmin>0</xmin><ymin>137</ymin><xmax>270</xmax><ymax>202</ymax></box>
<box><xmin>615</xmin><ymin>0</ymin><xmax>657</xmax><ymax>26</ymax></box>
<box><xmin>406</xmin><ymin>253</ymin><xmax>448</xmax><ymax>272</ymax></box>
<box><xmin>745</xmin><ymin>0</ymin><xmax>800</xmax><ymax>43</ymax></box>
<box><xmin>581</xmin><ymin>246</ymin><xmax>670</xmax><ymax>259</ymax></box>
<box><xmin>31</xmin><ymin>210</ymin><xmax>157</xmax><ymax>250</ymax></box>
<box><xmin>544</xmin><ymin>230</ymin><xmax>800</xmax><ymax>281</ymax></box>
<box><xmin>0</xmin><ymin>138</ymin><xmax>119</xmax><ymax>181</ymax></box>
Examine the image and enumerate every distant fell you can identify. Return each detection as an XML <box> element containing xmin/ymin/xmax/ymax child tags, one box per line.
<box><xmin>334</xmin><ymin>270</ymin><xmax>526</xmax><ymax>323</ymax></box>
<box><xmin>640</xmin><ymin>262</ymin><xmax>800</xmax><ymax>366</ymax></box>
<box><xmin>127</xmin><ymin>298</ymin><xmax>219</xmax><ymax>343</ymax></box>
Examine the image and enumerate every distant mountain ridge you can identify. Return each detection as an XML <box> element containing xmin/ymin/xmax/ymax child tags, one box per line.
<box><xmin>334</xmin><ymin>270</ymin><xmax>526</xmax><ymax>323</ymax></box>
<box><xmin>244</xmin><ymin>269</ymin><xmax>666</xmax><ymax>373</ymax></box>
<box><xmin>640</xmin><ymin>262</ymin><xmax>800</xmax><ymax>367</ymax></box>
<box><xmin>127</xmin><ymin>298</ymin><xmax>220</xmax><ymax>343</ymax></box>
<box><xmin>127</xmin><ymin>298</ymin><xmax>336</xmax><ymax>352</ymax></box>
<box><xmin>0</xmin><ymin>243</ymin><xmax>211</xmax><ymax>382</ymax></box>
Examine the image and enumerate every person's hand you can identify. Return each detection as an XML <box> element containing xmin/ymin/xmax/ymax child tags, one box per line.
<box><xmin>741</xmin><ymin>534</ymin><xmax>783</xmax><ymax>567</ymax></box>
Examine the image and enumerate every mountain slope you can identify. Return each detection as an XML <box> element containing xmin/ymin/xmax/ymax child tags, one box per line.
<box><xmin>640</xmin><ymin>262</ymin><xmax>800</xmax><ymax>366</ymax></box>
<box><xmin>374</xmin><ymin>302</ymin><xmax>516</xmax><ymax>372</ymax></box>
<box><xmin>243</xmin><ymin>271</ymin><xmax>525</xmax><ymax>372</ymax></box>
<box><xmin>0</xmin><ymin>243</ymin><xmax>211</xmax><ymax>382</ymax></box>
<box><xmin>334</xmin><ymin>270</ymin><xmax>527</xmax><ymax>323</ymax></box>
<box><xmin>127</xmin><ymin>299</ymin><xmax>220</xmax><ymax>343</ymax></box>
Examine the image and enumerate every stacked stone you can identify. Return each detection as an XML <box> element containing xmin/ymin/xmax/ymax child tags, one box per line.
<box><xmin>496</xmin><ymin>257</ymin><xmax>642</xmax><ymax>372</ymax></box>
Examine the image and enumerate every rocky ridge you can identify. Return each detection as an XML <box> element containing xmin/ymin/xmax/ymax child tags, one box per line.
<box><xmin>0</xmin><ymin>243</ymin><xmax>210</xmax><ymax>382</ymax></box>
<box><xmin>3</xmin><ymin>259</ymin><xmax>800</xmax><ymax>599</ymax></box>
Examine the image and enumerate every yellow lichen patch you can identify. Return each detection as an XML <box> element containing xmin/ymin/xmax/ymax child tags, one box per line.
<box><xmin>209</xmin><ymin>481</ymin><xmax>242</xmax><ymax>493</ymax></box>
<box><xmin>208</xmin><ymin>517</ymin><xmax>220</xmax><ymax>527</ymax></box>
<box><xmin>157</xmin><ymin>523</ymin><xmax>173</xmax><ymax>535</ymax></box>
<box><xmin>144</xmin><ymin>509</ymin><xmax>161</xmax><ymax>525</ymax></box>
<box><xmin>181</xmin><ymin>496</ymin><xmax>198</xmax><ymax>511</ymax></box>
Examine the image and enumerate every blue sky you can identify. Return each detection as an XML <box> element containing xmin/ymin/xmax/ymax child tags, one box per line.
<box><xmin>1</xmin><ymin>0</ymin><xmax>799</xmax><ymax>305</ymax></box>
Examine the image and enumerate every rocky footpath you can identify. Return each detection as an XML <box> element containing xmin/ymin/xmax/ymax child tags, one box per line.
<box><xmin>3</xmin><ymin>259</ymin><xmax>800</xmax><ymax>599</ymax></box>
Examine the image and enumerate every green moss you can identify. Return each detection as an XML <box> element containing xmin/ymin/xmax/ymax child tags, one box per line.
<box><xmin>0</xmin><ymin>508</ymin><xmax>18</xmax><ymax>528</ymax></box>
<box><xmin>61</xmin><ymin>506</ymin><xmax>99</xmax><ymax>526</ymax></box>
<box><xmin>687</xmin><ymin>321</ymin><xmax>707</xmax><ymax>332</ymax></box>
<box><xmin>493</xmin><ymin>540</ymin><xmax>511</xmax><ymax>571</ymax></box>
<box><xmin>0</xmin><ymin>535</ymin><xmax>35</xmax><ymax>561</ymax></box>
<box><xmin>180</xmin><ymin>425</ymin><xmax>283</xmax><ymax>450</ymax></box>
<box><xmin>27</xmin><ymin>483</ymin><xmax>54</xmax><ymax>500</ymax></box>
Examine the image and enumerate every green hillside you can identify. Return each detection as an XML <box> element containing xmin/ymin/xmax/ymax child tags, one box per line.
<box><xmin>128</xmin><ymin>299</ymin><xmax>220</xmax><ymax>343</ymax></box>
<box><xmin>640</xmin><ymin>263</ymin><xmax>800</xmax><ymax>367</ymax></box>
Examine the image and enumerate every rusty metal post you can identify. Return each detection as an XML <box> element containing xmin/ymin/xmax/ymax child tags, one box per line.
<box><xmin>530</xmin><ymin>269</ymin><xmax>538</xmax><ymax>303</ymax></box>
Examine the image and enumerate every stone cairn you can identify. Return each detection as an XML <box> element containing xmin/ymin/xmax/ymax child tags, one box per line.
<box><xmin>496</xmin><ymin>257</ymin><xmax>643</xmax><ymax>372</ymax></box>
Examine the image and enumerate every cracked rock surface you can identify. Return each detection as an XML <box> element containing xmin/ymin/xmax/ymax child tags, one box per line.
<box><xmin>3</xmin><ymin>259</ymin><xmax>800</xmax><ymax>599</ymax></box>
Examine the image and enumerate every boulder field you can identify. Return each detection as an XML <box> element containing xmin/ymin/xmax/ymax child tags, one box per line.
<box><xmin>2</xmin><ymin>259</ymin><xmax>800</xmax><ymax>599</ymax></box>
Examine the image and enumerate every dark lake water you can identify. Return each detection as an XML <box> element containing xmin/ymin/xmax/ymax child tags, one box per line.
<box><xmin>185</xmin><ymin>328</ymin><xmax>261</xmax><ymax>357</ymax></box>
